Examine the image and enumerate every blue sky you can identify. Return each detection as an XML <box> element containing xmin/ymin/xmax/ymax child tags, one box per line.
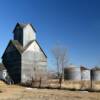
<box><xmin>0</xmin><ymin>0</ymin><xmax>100</xmax><ymax>69</ymax></box>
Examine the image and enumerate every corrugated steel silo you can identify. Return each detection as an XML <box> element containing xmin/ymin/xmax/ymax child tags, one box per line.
<box><xmin>64</xmin><ymin>66</ymin><xmax>81</xmax><ymax>80</ymax></box>
<box><xmin>81</xmin><ymin>67</ymin><xmax>90</xmax><ymax>80</ymax></box>
<box><xmin>91</xmin><ymin>67</ymin><xmax>100</xmax><ymax>81</ymax></box>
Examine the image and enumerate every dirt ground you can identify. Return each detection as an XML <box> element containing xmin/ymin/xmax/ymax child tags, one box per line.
<box><xmin>0</xmin><ymin>81</ymin><xmax>100</xmax><ymax>100</ymax></box>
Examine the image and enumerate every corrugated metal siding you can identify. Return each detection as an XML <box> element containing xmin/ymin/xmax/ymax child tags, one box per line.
<box><xmin>91</xmin><ymin>70</ymin><xmax>100</xmax><ymax>81</ymax></box>
<box><xmin>81</xmin><ymin>70</ymin><xmax>90</xmax><ymax>80</ymax></box>
<box><xmin>64</xmin><ymin>67</ymin><xmax>81</xmax><ymax>80</ymax></box>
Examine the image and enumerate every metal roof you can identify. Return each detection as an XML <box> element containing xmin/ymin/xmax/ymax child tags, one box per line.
<box><xmin>2</xmin><ymin>40</ymin><xmax>47</xmax><ymax>58</ymax></box>
<box><xmin>13</xmin><ymin>23</ymin><xmax>37</xmax><ymax>33</ymax></box>
<box><xmin>91</xmin><ymin>67</ymin><xmax>100</xmax><ymax>71</ymax></box>
<box><xmin>11</xmin><ymin>40</ymin><xmax>23</xmax><ymax>53</ymax></box>
<box><xmin>80</xmin><ymin>66</ymin><xmax>90</xmax><ymax>71</ymax></box>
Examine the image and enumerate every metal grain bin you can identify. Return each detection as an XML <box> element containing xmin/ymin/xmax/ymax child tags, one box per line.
<box><xmin>91</xmin><ymin>67</ymin><xmax>100</xmax><ymax>81</ymax></box>
<box><xmin>81</xmin><ymin>67</ymin><xmax>90</xmax><ymax>80</ymax></box>
<box><xmin>64</xmin><ymin>67</ymin><xmax>81</xmax><ymax>80</ymax></box>
<box><xmin>66</xmin><ymin>64</ymin><xmax>76</xmax><ymax>68</ymax></box>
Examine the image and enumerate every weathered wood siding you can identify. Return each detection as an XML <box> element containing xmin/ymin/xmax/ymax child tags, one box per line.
<box><xmin>23</xmin><ymin>24</ymin><xmax>36</xmax><ymax>47</ymax></box>
<box><xmin>2</xmin><ymin>43</ymin><xmax>21</xmax><ymax>83</ymax></box>
<box><xmin>21</xmin><ymin>41</ymin><xmax>47</xmax><ymax>83</ymax></box>
<box><xmin>2</xmin><ymin>24</ymin><xmax>47</xmax><ymax>84</ymax></box>
<box><xmin>14</xmin><ymin>27</ymin><xmax>23</xmax><ymax>46</ymax></box>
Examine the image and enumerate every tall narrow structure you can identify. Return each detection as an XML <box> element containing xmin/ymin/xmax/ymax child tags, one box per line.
<box><xmin>2</xmin><ymin>23</ymin><xmax>47</xmax><ymax>83</ymax></box>
<box><xmin>13</xmin><ymin>23</ymin><xmax>36</xmax><ymax>47</ymax></box>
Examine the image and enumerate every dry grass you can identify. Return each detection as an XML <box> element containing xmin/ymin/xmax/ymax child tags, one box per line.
<box><xmin>0</xmin><ymin>85</ymin><xmax>100</xmax><ymax>100</ymax></box>
<box><xmin>0</xmin><ymin>80</ymin><xmax>100</xmax><ymax>100</ymax></box>
<box><xmin>48</xmin><ymin>79</ymin><xmax>100</xmax><ymax>90</ymax></box>
<box><xmin>47</xmin><ymin>80</ymin><xmax>90</xmax><ymax>90</ymax></box>
<box><xmin>62</xmin><ymin>80</ymin><xmax>91</xmax><ymax>90</ymax></box>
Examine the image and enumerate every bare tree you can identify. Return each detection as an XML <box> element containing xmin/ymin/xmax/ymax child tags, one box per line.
<box><xmin>52</xmin><ymin>46</ymin><xmax>61</xmax><ymax>77</ymax></box>
<box><xmin>60</xmin><ymin>48</ymin><xmax>68</xmax><ymax>79</ymax></box>
<box><xmin>52</xmin><ymin>44</ymin><xmax>68</xmax><ymax>88</ymax></box>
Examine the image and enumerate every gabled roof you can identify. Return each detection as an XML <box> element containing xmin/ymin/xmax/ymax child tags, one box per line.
<box><xmin>2</xmin><ymin>40</ymin><xmax>21</xmax><ymax>58</ymax></box>
<box><xmin>11</xmin><ymin>40</ymin><xmax>23</xmax><ymax>53</ymax></box>
<box><xmin>7</xmin><ymin>40</ymin><xmax>34</xmax><ymax>53</ymax></box>
<box><xmin>35</xmin><ymin>40</ymin><xmax>47</xmax><ymax>58</ymax></box>
<box><xmin>23</xmin><ymin>40</ymin><xmax>34</xmax><ymax>51</ymax></box>
<box><xmin>80</xmin><ymin>66</ymin><xmax>90</xmax><ymax>71</ymax></box>
<box><xmin>2</xmin><ymin>40</ymin><xmax>47</xmax><ymax>58</ymax></box>
<box><xmin>13</xmin><ymin>23</ymin><xmax>37</xmax><ymax>33</ymax></box>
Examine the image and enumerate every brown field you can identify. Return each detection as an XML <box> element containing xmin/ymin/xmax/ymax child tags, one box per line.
<box><xmin>0</xmin><ymin>81</ymin><xmax>100</xmax><ymax>100</ymax></box>
<box><xmin>48</xmin><ymin>79</ymin><xmax>100</xmax><ymax>90</ymax></box>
